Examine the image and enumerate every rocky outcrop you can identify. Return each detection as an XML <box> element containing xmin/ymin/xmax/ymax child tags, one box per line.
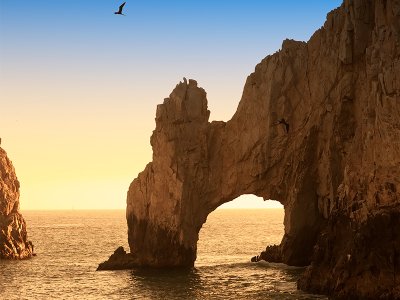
<box><xmin>0</xmin><ymin>147</ymin><xmax>34</xmax><ymax>259</ymax></box>
<box><xmin>97</xmin><ymin>246</ymin><xmax>137</xmax><ymax>270</ymax></box>
<box><xmin>298</xmin><ymin>206</ymin><xmax>400</xmax><ymax>299</ymax></box>
<box><xmin>101</xmin><ymin>0</ymin><xmax>400</xmax><ymax>298</ymax></box>
<box><xmin>252</xmin><ymin>245</ymin><xmax>283</xmax><ymax>263</ymax></box>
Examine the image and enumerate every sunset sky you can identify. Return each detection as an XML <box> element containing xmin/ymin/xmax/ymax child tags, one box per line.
<box><xmin>0</xmin><ymin>1</ymin><xmax>342</xmax><ymax>210</ymax></box>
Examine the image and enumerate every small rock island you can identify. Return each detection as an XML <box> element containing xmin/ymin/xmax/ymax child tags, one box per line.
<box><xmin>100</xmin><ymin>0</ymin><xmax>400</xmax><ymax>298</ymax></box>
<box><xmin>0</xmin><ymin>146</ymin><xmax>34</xmax><ymax>259</ymax></box>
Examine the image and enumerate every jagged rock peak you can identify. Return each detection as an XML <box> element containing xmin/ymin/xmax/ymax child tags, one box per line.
<box><xmin>0</xmin><ymin>147</ymin><xmax>34</xmax><ymax>259</ymax></box>
<box><xmin>155</xmin><ymin>78</ymin><xmax>209</xmax><ymax>125</ymax></box>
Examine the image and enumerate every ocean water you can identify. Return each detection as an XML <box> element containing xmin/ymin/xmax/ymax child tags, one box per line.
<box><xmin>0</xmin><ymin>210</ymin><xmax>327</xmax><ymax>299</ymax></box>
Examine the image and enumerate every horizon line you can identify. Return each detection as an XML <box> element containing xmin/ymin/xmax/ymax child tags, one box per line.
<box><xmin>21</xmin><ymin>207</ymin><xmax>284</xmax><ymax>212</ymax></box>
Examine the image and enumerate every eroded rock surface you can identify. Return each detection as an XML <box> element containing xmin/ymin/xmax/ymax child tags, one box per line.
<box><xmin>97</xmin><ymin>246</ymin><xmax>137</xmax><ymax>270</ymax></box>
<box><xmin>102</xmin><ymin>0</ymin><xmax>400</xmax><ymax>298</ymax></box>
<box><xmin>0</xmin><ymin>147</ymin><xmax>34</xmax><ymax>259</ymax></box>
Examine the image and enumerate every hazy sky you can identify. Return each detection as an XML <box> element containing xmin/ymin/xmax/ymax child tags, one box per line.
<box><xmin>0</xmin><ymin>1</ymin><xmax>342</xmax><ymax>210</ymax></box>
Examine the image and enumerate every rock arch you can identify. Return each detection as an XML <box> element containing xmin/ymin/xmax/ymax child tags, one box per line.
<box><xmin>125</xmin><ymin>77</ymin><xmax>324</xmax><ymax>267</ymax></box>
<box><xmin>101</xmin><ymin>1</ymin><xmax>400</xmax><ymax>297</ymax></box>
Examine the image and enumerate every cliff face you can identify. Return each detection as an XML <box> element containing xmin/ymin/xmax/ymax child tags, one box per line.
<box><xmin>0</xmin><ymin>147</ymin><xmax>34</xmax><ymax>259</ymax></box>
<box><xmin>103</xmin><ymin>0</ymin><xmax>399</xmax><ymax>298</ymax></box>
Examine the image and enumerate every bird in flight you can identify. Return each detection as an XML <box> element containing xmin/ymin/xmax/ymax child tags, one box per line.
<box><xmin>114</xmin><ymin>2</ymin><xmax>126</xmax><ymax>15</ymax></box>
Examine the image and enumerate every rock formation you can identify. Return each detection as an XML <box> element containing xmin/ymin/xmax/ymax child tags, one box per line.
<box><xmin>0</xmin><ymin>147</ymin><xmax>34</xmax><ymax>259</ymax></box>
<box><xmin>101</xmin><ymin>0</ymin><xmax>400</xmax><ymax>298</ymax></box>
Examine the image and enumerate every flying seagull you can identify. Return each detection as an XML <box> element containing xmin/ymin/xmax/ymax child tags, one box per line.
<box><xmin>277</xmin><ymin>118</ymin><xmax>289</xmax><ymax>133</ymax></box>
<box><xmin>114</xmin><ymin>2</ymin><xmax>126</xmax><ymax>15</ymax></box>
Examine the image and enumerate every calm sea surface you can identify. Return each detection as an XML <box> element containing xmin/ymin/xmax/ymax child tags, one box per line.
<box><xmin>0</xmin><ymin>210</ymin><xmax>326</xmax><ymax>299</ymax></box>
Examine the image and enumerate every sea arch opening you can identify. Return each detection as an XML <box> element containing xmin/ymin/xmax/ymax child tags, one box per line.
<box><xmin>196</xmin><ymin>194</ymin><xmax>284</xmax><ymax>267</ymax></box>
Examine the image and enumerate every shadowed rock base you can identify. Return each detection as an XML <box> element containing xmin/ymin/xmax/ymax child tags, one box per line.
<box><xmin>97</xmin><ymin>246</ymin><xmax>194</xmax><ymax>270</ymax></box>
<box><xmin>298</xmin><ymin>206</ymin><xmax>400</xmax><ymax>300</ymax></box>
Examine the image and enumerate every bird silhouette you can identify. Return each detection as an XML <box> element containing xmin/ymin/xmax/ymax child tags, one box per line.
<box><xmin>277</xmin><ymin>118</ymin><xmax>289</xmax><ymax>133</ymax></box>
<box><xmin>114</xmin><ymin>2</ymin><xmax>126</xmax><ymax>15</ymax></box>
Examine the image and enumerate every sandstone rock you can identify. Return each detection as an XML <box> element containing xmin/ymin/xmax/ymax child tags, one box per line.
<box><xmin>0</xmin><ymin>147</ymin><xmax>34</xmax><ymax>259</ymax></box>
<box><xmin>258</xmin><ymin>245</ymin><xmax>283</xmax><ymax>263</ymax></box>
<box><xmin>103</xmin><ymin>0</ymin><xmax>400</xmax><ymax>298</ymax></box>
<box><xmin>97</xmin><ymin>246</ymin><xmax>137</xmax><ymax>270</ymax></box>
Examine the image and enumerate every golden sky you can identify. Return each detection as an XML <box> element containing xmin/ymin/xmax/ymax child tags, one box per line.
<box><xmin>0</xmin><ymin>1</ymin><xmax>341</xmax><ymax>209</ymax></box>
